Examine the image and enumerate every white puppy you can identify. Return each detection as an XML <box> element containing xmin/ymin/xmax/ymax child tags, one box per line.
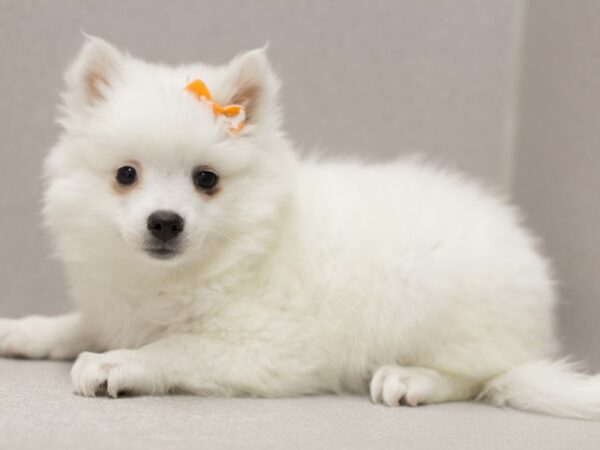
<box><xmin>1</xmin><ymin>37</ymin><xmax>599</xmax><ymax>419</ymax></box>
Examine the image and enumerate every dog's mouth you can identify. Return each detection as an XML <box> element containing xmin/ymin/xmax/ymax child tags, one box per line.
<box><xmin>146</xmin><ymin>248</ymin><xmax>179</xmax><ymax>259</ymax></box>
<box><xmin>144</xmin><ymin>241</ymin><xmax>181</xmax><ymax>260</ymax></box>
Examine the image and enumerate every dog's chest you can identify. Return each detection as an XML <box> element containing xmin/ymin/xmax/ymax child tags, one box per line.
<box><xmin>82</xmin><ymin>283</ymin><xmax>209</xmax><ymax>349</ymax></box>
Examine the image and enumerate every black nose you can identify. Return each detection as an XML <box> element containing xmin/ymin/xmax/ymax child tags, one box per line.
<box><xmin>147</xmin><ymin>211</ymin><xmax>184</xmax><ymax>242</ymax></box>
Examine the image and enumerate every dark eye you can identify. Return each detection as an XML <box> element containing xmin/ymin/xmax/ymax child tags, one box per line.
<box><xmin>193</xmin><ymin>170</ymin><xmax>219</xmax><ymax>191</ymax></box>
<box><xmin>116</xmin><ymin>166</ymin><xmax>137</xmax><ymax>185</ymax></box>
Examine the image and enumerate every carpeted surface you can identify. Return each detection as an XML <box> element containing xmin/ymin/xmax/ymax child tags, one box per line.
<box><xmin>0</xmin><ymin>358</ymin><xmax>598</xmax><ymax>450</ymax></box>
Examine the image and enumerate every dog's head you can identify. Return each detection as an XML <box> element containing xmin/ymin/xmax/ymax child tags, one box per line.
<box><xmin>44</xmin><ymin>37</ymin><xmax>294</xmax><ymax>268</ymax></box>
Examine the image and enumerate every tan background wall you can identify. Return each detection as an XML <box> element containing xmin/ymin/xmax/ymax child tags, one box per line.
<box><xmin>0</xmin><ymin>1</ymin><xmax>597</xmax><ymax>367</ymax></box>
<box><xmin>513</xmin><ymin>0</ymin><xmax>600</xmax><ymax>368</ymax></box>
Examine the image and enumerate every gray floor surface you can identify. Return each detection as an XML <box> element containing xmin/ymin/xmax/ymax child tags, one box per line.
<box><xmin>1</xmin><ymin>358</ymin><xmax>599</xmax><ymax>450</ymax></box>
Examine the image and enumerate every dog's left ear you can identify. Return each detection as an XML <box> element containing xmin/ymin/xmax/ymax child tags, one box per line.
<box><xmin>217</xmin><ymin>48</ymin><xmax>281</xmax><ymax>127</ymax></box>
<box><xmin>63</xmin><ymin>36</ymin><xmax>125</xmax><ymax>112</ymax></box>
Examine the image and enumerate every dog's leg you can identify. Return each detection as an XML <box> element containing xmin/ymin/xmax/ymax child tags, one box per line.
<box><xmin>70</xmin><ymin>333</ymin><xmax>315</xmax><ymax>398</ymax></box>
<box><xmin>369</xmin><ymin>365</ymin><xmax>481</xmax><ymax>406</ymax></box>
<box><xmin>0</xmin><ymin>313</ymin><xmax>92</xmax><ymax>360</ymax></box>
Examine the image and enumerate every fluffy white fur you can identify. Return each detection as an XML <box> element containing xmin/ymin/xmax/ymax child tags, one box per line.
<box><xmin>1</xmin><ymin>37</ymin><xmax>599</xmax><ymax>419</ymax></box>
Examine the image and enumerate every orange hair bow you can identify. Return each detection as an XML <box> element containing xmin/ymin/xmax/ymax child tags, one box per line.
<box><xmin>185</xmin><ymin>79</ymin><xmax>245</xmax><ymax>134</ymax></box>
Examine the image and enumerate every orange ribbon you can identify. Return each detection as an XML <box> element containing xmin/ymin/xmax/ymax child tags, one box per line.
<box><xmin>185</xmin><ymin>79</ymin><xmax>245</xmax><ymax>134</ymax></box>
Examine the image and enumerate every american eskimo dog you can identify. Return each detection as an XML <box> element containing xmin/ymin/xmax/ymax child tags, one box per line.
<box><xmin>1</xmin><ymin>37</ymin><xmax>599</xmax><ymax>419</ymax></box>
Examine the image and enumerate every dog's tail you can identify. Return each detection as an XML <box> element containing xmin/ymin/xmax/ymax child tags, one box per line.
<box><xmin>478</xmin><ymin>359</ymin><xmax>600</xmax><ymax>420</ymax></box>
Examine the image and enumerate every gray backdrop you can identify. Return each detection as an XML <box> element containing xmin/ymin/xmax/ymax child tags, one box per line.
<box><xmin>0</xmin><ymin>0</ymin><xmax>598</xmax><ymax>368</ymax></box>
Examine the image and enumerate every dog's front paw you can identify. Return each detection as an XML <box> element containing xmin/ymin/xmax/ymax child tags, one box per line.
<box><xmin>71</xmin><ymin>350</ymin><xmax>163</xmax><ymax>398</ymax></box>
<box><xmin>0</xmin><ymin>316</ymin><xmax>59</xmax><ymax>359</ymax></box>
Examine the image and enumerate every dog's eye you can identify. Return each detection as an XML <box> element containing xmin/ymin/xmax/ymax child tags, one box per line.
<box><xmin>116</xmin><ymin>166</ymin><xmax>137</xmax><ymax>186</ymax></box>
<box><xmin>193</xmin><ymin>170</ymin><xmax>219</xmax><ymax>191</ymax></box>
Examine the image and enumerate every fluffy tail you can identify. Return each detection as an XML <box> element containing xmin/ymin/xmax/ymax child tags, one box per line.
<box><xmin>479</xmin><ymin>359</ymin><xmax>600</xmax><ymax>420</ymax></box>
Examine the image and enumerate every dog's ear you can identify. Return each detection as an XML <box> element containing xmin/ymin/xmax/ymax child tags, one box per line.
<box><xmin>64</xmin><ymin>36</ymin><xmax>124</xmax><ymax>110</ymax></box>
<box><xmin>218</xmin><ymin>48</ymin><xmax>281</xmax><ymax>126</ymax></box>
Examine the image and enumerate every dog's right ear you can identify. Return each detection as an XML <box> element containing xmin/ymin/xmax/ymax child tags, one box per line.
<box><xmin>63</xmin><ymin>36</ymin><xmax>124</xmax><ymax>111</ymax></box>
